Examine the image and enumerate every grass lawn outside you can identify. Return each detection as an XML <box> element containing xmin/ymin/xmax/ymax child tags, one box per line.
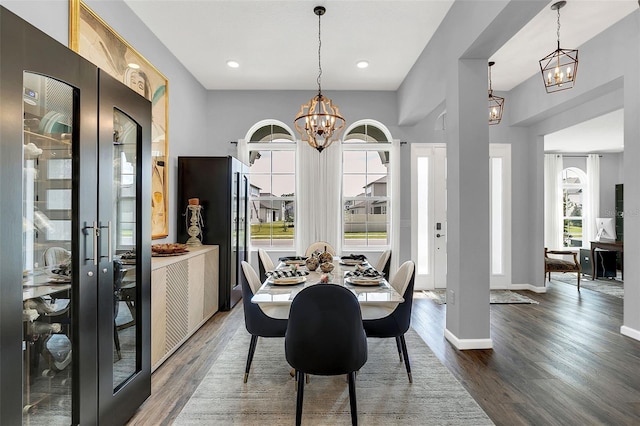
<box><xmin>250</xmin><ymin>222</ymin><xmax>387</xmax><ymax>240</ymax></box>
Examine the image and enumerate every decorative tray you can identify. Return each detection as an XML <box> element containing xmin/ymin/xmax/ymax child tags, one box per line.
<box><xmin>151</xmin><ymin>243</ymin><xmax>188</xmax><ymax>256</ymax></box>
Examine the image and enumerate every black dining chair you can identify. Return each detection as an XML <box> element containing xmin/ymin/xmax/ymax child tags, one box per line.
<box><xmin>285</xmin><ymin>284</ymin><xmax>368</xmax><ymax>426</ymax></box>
<box><xmin>362</xmin><ymin>260</ymin><xmax>415</xmax><ymax>383</ymax></box>
<box><xmin>240</xmin><ymin>261</ymin><xmax>288</xmax><ymax>383</ymax></box>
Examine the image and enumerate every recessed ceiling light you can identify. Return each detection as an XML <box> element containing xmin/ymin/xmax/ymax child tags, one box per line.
<box><xmin>127</xmin><ymin>63</ymin><xmax>140</xmax><ymax>69</ymax></box>
<box><xmin>226</xmin><ymin>60</ymin><xmax>240</xmax><ymax>68</ymax></box>
<box><xmin>356</xmin><ymin>60</ymin><xmax>369</xmax><ymax>69</ymax></box>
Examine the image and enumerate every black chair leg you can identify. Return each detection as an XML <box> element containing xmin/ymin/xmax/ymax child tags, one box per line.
<box><xmin>348</xmin><ymin>371</ymin><xmax>358</xmax><ymax>426</ymax></box>
<box><xmin>395</xmin><ymin>336</ymin><xmax>403</xmax><ymax>361</ymax></box>
<box><xmin>399</xmin><ymin>334</ymin><xmax>412</xmax><ymax>383</ymax></box>
<box><xmin>113</xmin><ymin>323</ymin><xmax>121</xmax><ymax>361</ymax></box>
<box><xmin>244</xmin><ymin>335</ymin><xmax>258</xmax><ymax>383</ymax></box>
<box><xmin>296</xmin><ymin>370</ymin><xmax>305</xmax><ymax>426</ymax></box>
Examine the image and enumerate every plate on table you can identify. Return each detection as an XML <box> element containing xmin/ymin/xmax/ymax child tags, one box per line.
<box><xmin>268</xmin><ymin>276</ymin><xmax>307</xmax><ymax>286</ymax></box>
<box><xmin>284</xmin><ymin>259</ymin><xmax>307</xmax><ymax>266</ymax></box>
<box><xmin>345</xmin><ymin>276</ymin><xmax>383</xmax><ymax>286</ymax></box>
<box><xmin>340</xmin><ymin>259</ymin><xmax>365</xmax><ymax>266</ymax></box>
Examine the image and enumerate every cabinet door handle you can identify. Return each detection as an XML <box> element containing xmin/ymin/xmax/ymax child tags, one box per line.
<box><xmin>84</xmin><ymin>221</ymin><xmax>99</xmax><ymax>266</ymax></box>
<box><xmin>99</xmin><ymin>221</ymin><xmax>113</xmax><ymax>262</ymax></box>
<box><xmin>107</xmin><ymin>221</ymin><xmax>113</xmax><ymax>263</ymax></box>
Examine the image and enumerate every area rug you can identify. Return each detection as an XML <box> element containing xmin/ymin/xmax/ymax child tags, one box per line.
<box><xmin>550</xmin><ymin>273</ymin><xmax>624</xmax><ymax>298</ymax></box>
<box><xmin>173</xmin><ymin>328</ymin><xmax>493</xmax><ymax>425</ymax></box>
<box><xmin>421</xmin><ymin>290</ymin><xmax>539</xmax><ymax>305</ymax></box>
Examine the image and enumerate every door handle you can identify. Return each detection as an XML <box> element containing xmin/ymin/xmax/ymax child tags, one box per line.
<box><xmin>436</xmin><ymin>233</ymin><xmax>445</xmax><ymax>238</ymax></box>
<box><xmin>84</xmin><ymin>221</ymin><xmax>99</xmax><ymax>265</ymax></box>
<box><xmin>99</xmin><ymin>221</ymin><xmax>113</xmax><ymax>262</ymax></box>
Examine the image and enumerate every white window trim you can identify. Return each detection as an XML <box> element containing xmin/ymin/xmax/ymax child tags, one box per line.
<box><xmin>341</xmin><ymin>136</ymin><xmax>400</xmax><ymax>274</ymax></box>
<box><xmin>239</xmin><ymin>119</ymin><xmax>297</xmax><ymax>251</ymax></box>
<box><xmin>562</xmin><ymin>166</ymin><xmax>587</xmax><ymax>248</ymax></box>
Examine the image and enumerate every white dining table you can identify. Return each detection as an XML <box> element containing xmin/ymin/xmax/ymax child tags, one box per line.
<box><xmin>251</xmin><ymin>257</ymin><xmax>404</xmax><ymax>312</ymax></box>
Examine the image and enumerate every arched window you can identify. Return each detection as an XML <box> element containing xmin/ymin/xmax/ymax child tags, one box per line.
<box><xmin>341</xmin><ymin>121</ymin><xmax>398</xmax><ymax>253</ymax></box>
<box><xmin>242</xmin><ymin>120</ymin><xmax>296</xmax><ymax>248</ymax></box>
<box><xmin>562</xmin><ymin>167</ymin><xmax>586</xmax><ymax>247</ymax></box>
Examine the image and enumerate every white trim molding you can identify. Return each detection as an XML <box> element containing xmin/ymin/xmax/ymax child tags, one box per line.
<box><xmin>620</xmin><ymin>325</ymin><xmax>640</xmax><ymax>342</ymax></box>
<box><xmin>444</xmin><ymin>329</ymin><xmax>493</xmax><ymax>350</ymax></box>
<box><xmin>510</xmin><ymin>283</ymin><xmax>548</xmax><ymax>293</ymax></box>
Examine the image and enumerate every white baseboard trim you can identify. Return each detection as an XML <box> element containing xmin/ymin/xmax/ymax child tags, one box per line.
<box><xmin>510</xmin><ymin>283</ymin><xmax>547</xmax><ymax>293</ymax></box>
<box><xmin>444</xmin><ymin>328</ymin><xmax>493</xmax><ymax>350</ymax></box>
<box><xmin>621</xmin><ymin>325</ymin><xmax>640</xmax><ymax>342</ymax></box>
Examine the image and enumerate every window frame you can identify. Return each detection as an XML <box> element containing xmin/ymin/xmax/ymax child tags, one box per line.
<box><xmin>242</xmin><ymin>121</ymin><xmax>297</xmax><ymax>250</ymax></box>
<box><xmin>561</xmin><ymin>167</ymin><xmax>586</xmax><ymax>248</ymax></box>
<box><xmin>340</xmin><ymin>121</ymin><xmax>399</xmax><ymax>258</ymax></box>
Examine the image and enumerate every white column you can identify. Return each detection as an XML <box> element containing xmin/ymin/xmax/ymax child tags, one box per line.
<box><xmin>621</xmin><ymin>11</ymin><xmax>640</xmax><ymax>341</ymax></box>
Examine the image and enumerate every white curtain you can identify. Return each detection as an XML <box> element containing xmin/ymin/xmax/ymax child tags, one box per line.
<box><xmin>296</xmin><ymin>143</ymin><xmax>341</xmax><ymax>254</ymax></box>
<box><xmin>586</xmin><ymin>154</ymin><xmax>600</xmax><ymax>243</ymax></box>
<box><xmin>544</xmin><ymin>154</ymin><xmax>563</xmax><ymax>249</ymax></box>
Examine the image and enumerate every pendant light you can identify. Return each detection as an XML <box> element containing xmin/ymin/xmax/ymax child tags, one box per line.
<box><xmin>294</xmin><ymin>6</ymin><xmax>346</xmax><ymax>153</ymax></box>
<box><xmin>539</xmin><ymin>1</ymin><xmax>578</xmax><ymax>93</ymax></box>
<box><xmin>488</xmin><ymin>61</ymin><xmax>504</xmax><ymax>125</ymax></box>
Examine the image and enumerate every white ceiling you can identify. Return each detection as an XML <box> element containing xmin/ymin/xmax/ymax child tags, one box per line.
<box><xmin>123</xmin><ymin>1</ymin><xmax>636</xmax><ymax>151</ymax></box>
<box><xmin>124</xmin><ymin>0</ymin><xmax>638</xmax><ymax>92</ymax></box>
<box><xmin>544</xmin><ymin>109</ymin><xmax>624</xmax><ymax>153</ymax></box>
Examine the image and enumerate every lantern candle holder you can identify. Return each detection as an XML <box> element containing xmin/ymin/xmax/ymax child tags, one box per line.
<box><xmin>185</xmin><ymin>198</ymin><xmax>204</xmax><ymax>246</ymax></box>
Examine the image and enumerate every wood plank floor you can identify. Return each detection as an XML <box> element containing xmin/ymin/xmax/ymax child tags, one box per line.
<box><xmin>127</xmin><ymin>279</ymin><xmax>640</xmax><ymax>425</ymax></box>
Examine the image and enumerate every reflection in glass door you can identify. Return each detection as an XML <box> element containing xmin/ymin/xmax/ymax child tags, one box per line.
<box><xmin>112</xmin><ymin>109</ymin><xmax>138</xmax><ymax>389</ymax></box>
<box><xmin>22</xmin><ymin>73</ymin><xmax>74</xmax><ymax>424</ymax></box>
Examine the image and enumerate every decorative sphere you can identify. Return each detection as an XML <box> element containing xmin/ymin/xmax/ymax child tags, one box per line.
<box><xmin>319</xmin><ymin>262</ymin><xmax>334</xmax><ymax>273</ymax></box>
<box><xmin>319</xmin><ymin>251</ymin><xmax>333</xmax><ymax>264</ymax></box>
<box><xmin>305</xmin><ymin>256</ymin><xmax>319</xmax><ymax>271</ymax></box>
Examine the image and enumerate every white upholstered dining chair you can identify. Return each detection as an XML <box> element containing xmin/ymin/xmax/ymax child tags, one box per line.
<box><xmin>257</xmin><ymin>248</ymin><xmax>275</xmax><ymax>283</ymax></box>
<box><xmin>304</xmin><ymin>241</ymin><xmax>336</xmax><ymax>257</ymax></box>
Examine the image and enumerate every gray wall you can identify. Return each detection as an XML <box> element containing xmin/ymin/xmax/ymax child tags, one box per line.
<box><xmin>559</xmin><ymin>154</ymin><xmax>623</xmax><ymax>220</ymax></box>
<box><xmin>1</xmin><ymin>0</ymin><xmax>210</xmax><ymax>242</ymax></box>
<box><xmin>4</xmin><ymin>0</ymin><xmax>640</xmax><ymax>340</ymax></box>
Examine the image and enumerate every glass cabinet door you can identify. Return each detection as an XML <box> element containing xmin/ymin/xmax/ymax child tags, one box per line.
<box><xmin>1</xmin><ymin>10</ymin><xmax>150</xmax><ymax>425</ymax></box>
<box><xmin>22</xmin><ymin>72</ymin><xmax>75</xmax><ymax>425</ymax></box>
<box><xmin>96</xmin><ymin>70</ymin><xmax>151</xmax><ymax>424</ymax></box>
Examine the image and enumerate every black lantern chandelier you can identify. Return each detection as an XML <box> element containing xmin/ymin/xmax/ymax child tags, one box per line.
<box><xmin>488</xmin><ymin>61</ymin><xmax>504</xmax><ymax>125</ymax></box>
<box><xmin>539</xmin><ymin>1</ymin><xmax>578</xmax><ymax>93</ymax></box>
<box><xmin>294</xmin><ymin>6</ymin><xmax>345</xmax><ymax>153</ymax></box>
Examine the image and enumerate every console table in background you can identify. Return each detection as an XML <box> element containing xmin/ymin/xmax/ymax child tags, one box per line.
<box><xmin>151</xmin><ymin>245</ymin><xmax>219</xmax><ymax>371</ymax></box>
<box><xmin>590</xmin><ymin>241</ymin><xmax>623</xmax><ymax>280</ymax></box>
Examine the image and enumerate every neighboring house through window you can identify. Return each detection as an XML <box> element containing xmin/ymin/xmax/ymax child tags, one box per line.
<box><xmin>241</xmin><ymin>121</ymin><xmax>296</xmax><ymax>248</ymax></box>
<box><xmin>341</xmin><ymin>121</ymin><xmax>399</xmax><ymax>252</ymax></box>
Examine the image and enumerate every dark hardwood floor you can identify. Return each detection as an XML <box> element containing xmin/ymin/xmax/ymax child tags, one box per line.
<box><xmin>127</xmin><ymin>278</ymin><xmax>640</xmax><ymax>425</ymax></box>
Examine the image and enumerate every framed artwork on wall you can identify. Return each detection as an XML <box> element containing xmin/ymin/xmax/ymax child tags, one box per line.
<box><xmin>69</xmin><ymin>0</ymin><xmax>169</xmax><ymax>239</ymax></box>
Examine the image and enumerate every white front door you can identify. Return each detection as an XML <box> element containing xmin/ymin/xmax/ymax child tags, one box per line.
<box><xmin>411</xmin><ymin>144</ymin><xmax>447</xmax><ymax>290</ymax></box>
<box><xmin>411</xmin><ymin>143</ymin><xmax>512</xmax><ymax>290</ymax></box>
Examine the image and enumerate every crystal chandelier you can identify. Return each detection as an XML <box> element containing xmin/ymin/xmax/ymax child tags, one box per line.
<box><xmin>539</xmin><ymin>1</ymin><xmax>578</xmax><ymax>93</ymax></box>
<box><xmin>488</xmin><ymin>61</ymin><xmax>504</xmax><ymax>125</ymax></box>
<box><xmin>294</xmin><ymin>6</ymin><xmax>345</xmax><ymax>153</ymax></box>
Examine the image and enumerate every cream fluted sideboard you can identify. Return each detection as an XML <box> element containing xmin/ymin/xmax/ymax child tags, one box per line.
<box><xmin>151</xmin><ymin>245</ymin><xmax>219</xmax><ymax>370</ymax></box>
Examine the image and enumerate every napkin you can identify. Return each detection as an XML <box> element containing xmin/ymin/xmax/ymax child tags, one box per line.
<box><xmin>341</xmin><ymin>254</ymin><xmax>367</xmax><ymax>261</ymax></box>
<box><xmin>278</xmin><ymin>256</ymin><xmax>307</xmax><ymax>262</ymax></box>
<box><xmin>266</xmin><ymin>269</ymin><xmax>310</xmax><ymax>278</ymax></box>
<box><xmin>344</xmin><ymin>266</ymin><xmax>382</xmax><ymax>278</ymax></box>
